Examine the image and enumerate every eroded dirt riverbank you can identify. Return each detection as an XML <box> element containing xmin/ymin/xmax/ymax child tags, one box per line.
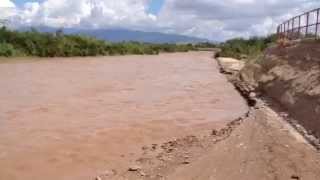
<box><xmin>123</xmin><ymin>100</ymin><xmax>320</xmax><ymax>180</ymax></box>
<box><xmin>0</xmin><ymin>52</ymin><xmax>248</xmax><ymax>180</ymax></box>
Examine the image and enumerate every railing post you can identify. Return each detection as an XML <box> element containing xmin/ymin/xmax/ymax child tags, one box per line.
<box><xmin>298</xmin><ymin>15</ymin><xmax>301</xmax><ymax>38</ymax></box>
<box><xmin>284</xmin><ymin>23</ymin><xmax>286</xmax><ymax>38</ymax></box>
<box><xmin>287</xmin><ymin>21</ymin><xmax>290</xmax><ymax>38</ymax></box>
<box><xmin>278</xmin><ymin>8</ymin><xmax>320</xmax><ymax>41</ymax></box>
<box><xmin>306</xmin><ymin>12</ymin><xmax>310</xmax><ymax>37</ymax></box>
<box><xmin>316</xmin><ymin>9</ymin><xmax>319</xmax><ymax>39</ymax></box>
<box><xmin>292</xmin><ymin>18</ymin><xmax>295</xmax><ymax>38</ymax></box>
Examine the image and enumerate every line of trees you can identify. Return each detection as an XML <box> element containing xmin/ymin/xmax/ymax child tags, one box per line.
<box><xmin>0</xmin><ymin>27</ymin><xmax>199</xmax><ymax>57</ymax></box>
<box><xmin>2</xmin><ymin>25</ymin><xmax>277</xmax><ymax>60</ymax></box>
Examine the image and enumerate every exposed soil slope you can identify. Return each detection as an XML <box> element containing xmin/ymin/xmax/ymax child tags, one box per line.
<box><xmin>238</xmin><ymin>40</ymin><xmax>320</xmax><ymax>141</ymax></box>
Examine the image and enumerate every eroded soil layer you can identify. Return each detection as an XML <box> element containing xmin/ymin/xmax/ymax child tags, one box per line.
<box><xmin>0</xmin><ymin>52</ymin><xmax>248</xmax><ymax>180</ymax></box>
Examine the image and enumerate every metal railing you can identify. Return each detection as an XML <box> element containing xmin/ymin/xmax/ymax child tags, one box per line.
<box><xmin>277</xmin><ymin>8</ymin><xmax>320</xmax><ymax>40</ymax></box>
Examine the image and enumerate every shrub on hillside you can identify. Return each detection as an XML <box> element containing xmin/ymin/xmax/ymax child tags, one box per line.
<box><xmin>218</xmin><ymin>34</ymin><xmax>277</xmax><ymax>60</ymax></box>
<box><xmin>0</xmin><ymin>43</ymin><xmax>17</xmax><ymax>57</ymax></box>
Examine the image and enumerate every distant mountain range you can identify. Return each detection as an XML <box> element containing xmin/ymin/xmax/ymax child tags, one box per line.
<box><xmin>18</xmin><ymin>26</ymin><xmax>209</xmax><ymax>44</ymax></box>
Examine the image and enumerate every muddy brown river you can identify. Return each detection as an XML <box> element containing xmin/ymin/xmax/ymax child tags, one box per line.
<box><xmin>0</xmin><ymin>52</ymin><xmax>248</xmax><ymax>180</ymax></box>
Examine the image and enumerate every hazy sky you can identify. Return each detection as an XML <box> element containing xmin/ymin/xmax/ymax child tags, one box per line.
<box><xmin>1</xmin><ymin>0</ymin><xmax>320</xmax><ymax>41</ymax></box>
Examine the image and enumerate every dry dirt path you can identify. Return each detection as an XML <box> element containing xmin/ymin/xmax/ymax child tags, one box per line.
<box><xmin>163</xmin><ymin>102</ymin><xmax>320</xmax><ymax>180</ymax></box>
<box><xmin>0</xmin><ymin>52</ymin><xmax>248</xmax><ymax>180</ymax></box>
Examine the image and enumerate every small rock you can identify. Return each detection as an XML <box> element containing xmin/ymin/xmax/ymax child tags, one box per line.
<box><xmin>139</xmin><ymin>171</ymin><xmax>146</xmax><ymax>176</ymax></box>
<box><xmin>128</xmin><ymin>165</ymin><xmax>142</xmax><ymax>171</ymax></box>
<box><xmin>95</xmin><ymin>176</ymin><xmax>102</xmax><ymax>180</ymax></box>
<box><xmin>249</xmin><ymin>92</ymin><xmax>256</xmax><ymax>98</ymax></box>
<box><xmin>291</xmin><ymin>175</ymin><xmax>300</xmax><ymax>180</ymax></box>
<box><xmin>238</xmin><ymin>143</ymin><xmax>244</xmax><ymax>148</ymax></box>
<box><xmin>101</xmin><ymin>169</ymin><xmax>116</xmax><ymax>177</ymax></box>
<box><xmin>166</xmin><ymin>148</ymin><xmax>174</xmax><ymax>153</ymax></box>
<box><xmin>280</xmin><ymin>112</ymin><xmax>289</xmax><ymax>118</ymax></box>
<box><xmin>151</xmin><ymin>144</ymin><xmax>158</xmax><ymax>150</ymax></box>
<box><xmin>211</xmin><ymin>129</ymin><xmax>218</xmax><ymax>136</ymax></box>
<box><xmin>156</xmin><ymin>174</ymin><xmax>163</xmax><ymax>178</ymax></box>
<box><xmin>142</xmin><ymin>146</ymin><xmax>149</xmax><ymax>151</ymax></box>
<box><xmin>182</xmin><ymin>160</ymin><xmax>190</xmax><ymax>164</ymax></box>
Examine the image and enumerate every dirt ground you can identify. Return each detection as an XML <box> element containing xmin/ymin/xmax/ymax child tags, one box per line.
<box><xmin>117</xmin><ymin>100</ymin><xmax>320</xmax><ymax>180</ymax></box>
<box><xmin>0</xmin><ymin>52</ymin><xmax>248</xmax><ymax>180</ymax></box>
<box><xmin>140</xmin><ymin>101</ymin><xmax>320</xmax><ymax>180</ymax></box>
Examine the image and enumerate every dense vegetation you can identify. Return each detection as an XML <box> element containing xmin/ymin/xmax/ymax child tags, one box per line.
<box><xmin>0</xmin><ymin>27</ymin><xmax>197</xmax><ymax>57</ymax></box>
<box><xmin>1</xmin><ymin>26</ymin><xmax>278</xmax><ymax>60</ymax></box>
<box><xmin>218</xmin><ymin>34</ymin><xmax>277</xmax><ymax>60</ymax></box>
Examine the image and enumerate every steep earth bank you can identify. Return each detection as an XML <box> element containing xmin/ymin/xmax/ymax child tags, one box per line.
<box><xmin>233</xmin><ymin>40</ymin><xmax>320</xmax><ymax>146</ymax></box>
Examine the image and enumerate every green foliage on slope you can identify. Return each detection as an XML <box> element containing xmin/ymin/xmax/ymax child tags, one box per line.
<box><xmin>218</xmin><ymin>34</ymin><xmax>277</xmax><ymax>60</ymax></box>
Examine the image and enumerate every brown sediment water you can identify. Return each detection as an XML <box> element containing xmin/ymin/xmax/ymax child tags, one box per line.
<box><xmin>0</xmin><ymin>52</ymin><xmax>248</xmax><ymax>180</ymax></box>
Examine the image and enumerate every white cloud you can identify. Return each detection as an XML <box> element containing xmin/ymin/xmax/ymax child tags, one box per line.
<box><xmin>156</xmin><ymin>0</ymin><xmax>320</xmax><ymax>40</ymax></box>
<box><xmin>9</xmin><ymin>0</ymin><xmax>156</xmax><ymax>28</ymax></box>
<box><xmin>79</xmin><ymin>0</ymin><xmax>156</xmax><ymax>29</ymax></box>
<box><xmin>4</xmin><ymin>0</ymin><xmax>320</xmax><ymax>41</ymax></box>
<box><xmin>0</xmin><ymin>0</ymin><xmax>16</xmax><ymax>20</ymax></box>
<box><xmin>0</xmin><ymin>0</ymin><xmax>15</xmax><ymax>8</ymax></box>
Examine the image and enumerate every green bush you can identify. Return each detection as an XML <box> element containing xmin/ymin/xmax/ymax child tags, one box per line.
<box><xmin>218</xmin><ymin>34</ymin><xmax>277</xmax><ymax>60</ymax></box>
<box><xmin>0</xmin><ymin>43</ymin><xmax>17</xmax><ymax>57</ymax></box>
